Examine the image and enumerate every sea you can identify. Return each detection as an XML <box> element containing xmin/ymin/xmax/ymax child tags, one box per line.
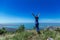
<box><xmin>1</xmin><ymin>23</ymin><xmax>60</xmax><ymax>30</ymax></box>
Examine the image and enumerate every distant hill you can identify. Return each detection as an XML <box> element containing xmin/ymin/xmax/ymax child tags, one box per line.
<box><xmin>0</xmin><ymin>24</ymin><xmax>3</xmax><ymax>29</ymax></box>
<box><xmin>5</xmin><ymin>27</ymin><xmax>17</xmax><ymax>32</ymax></box>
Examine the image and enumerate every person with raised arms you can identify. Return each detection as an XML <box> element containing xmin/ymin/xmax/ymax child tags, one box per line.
<box><xmin>32</xmin><ymin>13</ymin><xmax>40</xmax><ymax>34</ymax></box>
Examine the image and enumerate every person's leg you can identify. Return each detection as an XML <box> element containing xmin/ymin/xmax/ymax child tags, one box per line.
<box><xmin>36</xmin><ymin>23</ymin><xmax>41</xmax><ymax>34</ymax></box>
<box><xmin>37</xmin><ymin>27</ymin><xmax>41</xmax><ymax>34</ymax></box>
<box><xmin>36</xmin><ymin>26</ymin><xmax>40</xmax><ymax>34</ymax></box>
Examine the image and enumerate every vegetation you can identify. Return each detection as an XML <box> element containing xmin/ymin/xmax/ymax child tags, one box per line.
<box><xmin>0</xmin><ymin>27</ymin><xmax>7</xmax><ymax>35</ymax></box>
<box><xmin>4</xmin><ymin>29</ymin><xmax>60</xmax><ymax>40</ymax></box>
<box><xmin>0</xmin><ymin>25</ymin><xmax>60</xmax><ymax>40</ymax></box>
<box><xmin>16</xmin><ymin>25</ymin><xmax>25</xmax><ymax>32</ymax></box>
<box><xmin>55</xmin><ymin>28</ymin><xmax>60</xmax><ymax>32</ymax></box>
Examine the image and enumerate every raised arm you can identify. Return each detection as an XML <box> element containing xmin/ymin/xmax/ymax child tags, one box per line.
<box><xmin>32</xmin><ymin>13</ymin><xmax>35</xmax><ymax>17</ymax></box>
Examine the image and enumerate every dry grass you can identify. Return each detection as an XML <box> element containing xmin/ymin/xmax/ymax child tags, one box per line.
<box><xmin>0</xmin><ymin>30</ymin><xmax>60</xmax><ymax>40</ymax></box>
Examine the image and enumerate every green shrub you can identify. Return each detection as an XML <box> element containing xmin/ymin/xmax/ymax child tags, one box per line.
<box><xmin>16</xmin><ymin>25</ymin><xmax>25</xmax><ymax>32</ymax></box>
<box><xmin>55</xmin><ymin>28</ymin><xmax>60</xmax><ymax>32</ymax></box>
<box><xmin>0</xmin><ymin>27</ymin><xmax>7</xmax><ymax>34</ymax></box>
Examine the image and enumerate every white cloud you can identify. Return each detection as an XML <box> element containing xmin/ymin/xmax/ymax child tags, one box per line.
<box><xmin>0</xmin><ymin>15</ymin><xmax>60</xmax><ymax>23</ymax></box>
<box><xmin>0</xmin><ymin>17</ymin><xmax>34</xmax><ymax>23</ymax></box>
<box><xmin>39</xmin><ymin>19</ymin><xmax>60</xmax><ymax>23</ymax></box>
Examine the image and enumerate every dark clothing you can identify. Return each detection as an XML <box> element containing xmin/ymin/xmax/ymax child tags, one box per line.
<box><xmin>35</xmin><ymin>16</ymin><xmax>39</xmax><ymax>23</ymax></box>
<box><xmin>35</xmin><ymin>16</ymin><xmax>40</xmax><ymax>34</ymax></box>
<box><xmin>36</xmin><ymin>23</ymin><xmax>39</xmax><ymax>27</ymax></box>
<box><xmin>35</xmin><ymin>16</ymin><xmax>39</xmax><ymax>25</ymax></box>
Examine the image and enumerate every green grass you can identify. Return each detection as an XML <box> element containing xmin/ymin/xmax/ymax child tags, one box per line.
<box><xmin>1</xmin><ymin>25</ymin><xmax>60</xmax><ymax>40</ymax></box>
<box><xmin>0</xmin><ymin>30</ymin><xmax>60</xmax><ymax>40</ymax></box>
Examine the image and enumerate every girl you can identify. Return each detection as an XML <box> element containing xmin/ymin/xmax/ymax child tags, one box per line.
<box><xmin>32</xmin><ymin>13</ymin><xmax>40</xmax><ymax>34</ymax></box>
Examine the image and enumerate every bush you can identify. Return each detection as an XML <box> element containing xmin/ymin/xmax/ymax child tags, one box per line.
<box><xmin>0</xmin><ymin>29</ymin><xmax>4</xmax><ymax>34</ymax></box>
<box><xmin>55</xmin><ymin>28</ymin><xmax>60</xmax><ymax>32</ymax></box>
<box><xmin>0</xmin><ymin>27</ymin><xmax>7</xmax><ymax>34</ymax></box>
<box><xmin>16</xmin><ymin>25</ymin><xmax>25</xmax><ymax>32</ymax></box>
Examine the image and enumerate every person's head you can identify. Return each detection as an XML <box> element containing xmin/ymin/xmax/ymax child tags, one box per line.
<box><xmin>36</xmin><ymin>16</ymin><xmax>38</xmax><ymax>17</ymax></box>
<box><xmin>35</xmin><ymin>14</ymin><xmax>38</xmax><ymax>17</ymax></box>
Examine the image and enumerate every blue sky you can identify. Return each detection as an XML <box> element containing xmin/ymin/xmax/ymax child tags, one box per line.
<box><xmin>0</xmin><ymin>0</ymin><xmax>60</xmax><ymax>23</ymax></box>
